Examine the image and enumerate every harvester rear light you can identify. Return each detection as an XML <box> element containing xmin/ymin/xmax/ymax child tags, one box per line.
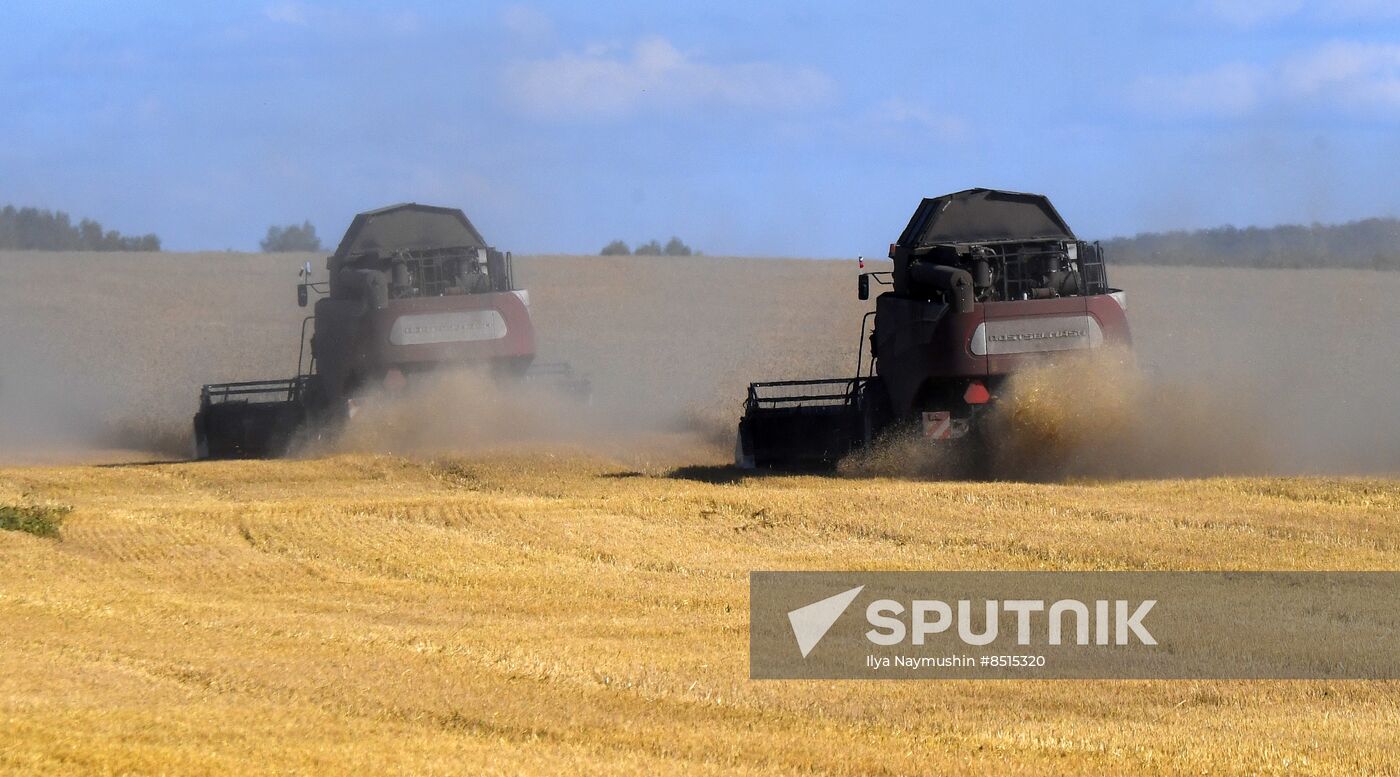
<box><xmin>963</xmin><ymin>381</ymin><xmax>991</xmax><ymax>405</ymax></box>
<box><xmin>888</xmin><ymin>243</ymin><xmax>898</xmax><ymax>259</ymax></box>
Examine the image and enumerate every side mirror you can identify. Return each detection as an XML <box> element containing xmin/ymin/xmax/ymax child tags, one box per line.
<box><xmin>857</xmin><ymin>273</ymin><xmax>870</xmax><ymax>300</ymax></box>
<box><xmin>297</xmin><ymin>283</ymin><xmax>309</xmax><ymax>307</ymax></box>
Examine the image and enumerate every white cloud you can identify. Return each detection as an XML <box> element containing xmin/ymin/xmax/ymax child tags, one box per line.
<box><xmin>1282</xmin><ymin>41</ymin><xmax>1400</xmax><ymax>108</ymax></box>
<box><xmin>1130</xmin><ymin>63</ymin><xmax>1266</xmax><ymax>117</ymax></box>
<box><xmin>500</xmin><ymin>5</ymin><xmax>554</xmax><ymax>43</ymax></box>
<box><xmin>1199</xmin><ymin>0</ymin><xmax>1400</xmax><ymax>25</ymax></box>
<box><xmin>863</xmin><ymin>98</ymin><xmax>968</xmax><ymax>141</ymax></box>
<box><xmin>1199</xmin><ymin>0</ymin><xmax>1305</xmax><ymax>27</ymax></box>
<box><xmin>261</xmin><ymin>4</ymin><xmax>419</xmax><ymax>34</ymax></box>
<box><xmin>1131</xmin><ymin>41</ymin><xmax>1400</xmax><ymax>117</ymax></box>
<box><xmin>504</xmin><ymin>36</ymin><xmax>836</xmax><ymax>120</ymax></box>
<box><xmin>263</xmin><ymin>3</ymin><xmax>308</xmax><ymax>26</ymax></box>
<box><xmin>385</xmin><ymin>12</ymin><xmax>421</xmax><ymax>35</ymax></box>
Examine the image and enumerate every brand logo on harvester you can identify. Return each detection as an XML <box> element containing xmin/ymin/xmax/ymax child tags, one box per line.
<box><xmin>988</xmin><ymin>328</ymin><xmax>1085</xmax><ymax>342</ymax></box>
<box><xmin>786</xmin><ymin>585</ymin><xmax>1157</xmax><ymax>658</ymax></box>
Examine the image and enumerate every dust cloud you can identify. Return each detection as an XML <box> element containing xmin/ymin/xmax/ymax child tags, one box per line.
<box><xmin>0</xmin><ymin>251</ymin><xmax>307</xmax><ymax>464</ymax></box>
<box><xmin>528</xmin><ymin>257</ymin><xmax>1400</xmax><ymax>479</ymax></box>
<box><xmin>0</xmin><ymin>251</ymin><xmax>1397</xmax><ymax>477</ymax></box>
<box><xmin>845</xmin><ymin>265</ymin><xmax>1400</xmax><ymax>479</ymax></box>
<box><xmin>987</xmin><ymin>353</ymin><xmax>1273</xmax><ymax>479</ymax></box>
<box><xmin>1110</xmin><ymin>265</ymin><xmax>1400</xmax><ymax>476</ymax></box>
<box><xmin>0</xmin><ymin>329</ymin><xmax>105</xmax><ymax>453</ymax></box>
<box><xmin>296</xmin><ymin>367</ymin><xmax>667</xmax><ymax>462</ymax></box>
<box><xmin>838</xmin><ymin>351</ymin><xmax>1269</xmax><ymax>481</ymax></box>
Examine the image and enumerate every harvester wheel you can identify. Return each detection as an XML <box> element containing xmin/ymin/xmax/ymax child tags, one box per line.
<box><xmin>193</xmin><ymin>415</ymin><xmax>210</xmax><ymax>460</ymax></box>
<box><xmin>857</xmin><ymin>378</ymin><xmax>893</xmax><ymax>451</ymax></box>
<box><xmin>734</xmin><ymin>422</ymin><xmax>756</xmax><ymax>469</ymax></box>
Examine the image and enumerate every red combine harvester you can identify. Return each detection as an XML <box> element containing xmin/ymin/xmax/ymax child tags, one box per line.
<box><xmin>193</xmin><ymin>203</ymin><xmax>586</xmax><ymax>459</ymax></box>
<box><xmin>736</xmin><ymin>188</ymin><xmax>1131</xmax><ymax>470</ymax></box>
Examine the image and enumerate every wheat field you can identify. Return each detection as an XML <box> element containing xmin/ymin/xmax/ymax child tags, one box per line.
<box><xmin>3</xmin><ymin>454</ymin><xmax>1400</xmax><ymax>775</ymax></box>
<box><xmin>2</xmin><ymin>251</ymin><xmax>1398</xmax><ymax>471</ymax></box>
<box><xmin>2</xmin><ymin>252</ymin><xmax>1400</xmax><ymax>773</ymax></box>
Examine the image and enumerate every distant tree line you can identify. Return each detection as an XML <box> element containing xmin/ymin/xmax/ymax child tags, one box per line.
<box><xmin>261</xmin><ymin>221</ymin><xmax>321</xmax><ymax>252</ymax></box>
<box><xmin>601</xmin><ymin>237</ymin><xmax>695</xmax><ymax>256</ymax></box>
<box><xmin>1103</xmin><ymin>218</ymin><xmax>1400</xmax><ymax>270</ymax></box>
<box><xmin>0</xmin><ymin>205</ymin><xmax>160</xmax><ymax>251</ymax></box>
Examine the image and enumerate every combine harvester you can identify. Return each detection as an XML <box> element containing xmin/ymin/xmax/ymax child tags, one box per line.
<box><xmin>194</xmin><ymin>203</ymin><xmax>587</xmax><ymax>459</ymax></box>
<box><xmin>736</xmin><ymin>188</ymin><xmax>1131</xmax><ymax>470</ymax></box>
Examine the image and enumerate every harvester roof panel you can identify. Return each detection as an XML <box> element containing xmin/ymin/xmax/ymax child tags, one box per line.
<box><xmin>333</xmin><ymin>203</ymin><xmax>488</xmax><ymax>258</ymax></box>
<box><xmin>899</xmin><ymin>188</ymin><xmax>1075</xmax><ymax>247</ymax></box>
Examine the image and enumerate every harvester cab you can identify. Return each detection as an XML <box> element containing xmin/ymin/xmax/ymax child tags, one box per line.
<box><xmin>307</xmin><ymin>203</ymin><xmax>538</xmax><ymax>405</ymax></box>
<box><xmin>736</xmin><ymin>188</ymin><xmax>1132</xmax><ymax>471</ymax></box>
<box><xmin>193</xmin><ymin>203</ymin><xmax>588</xmax><ymax>459</ymax></box>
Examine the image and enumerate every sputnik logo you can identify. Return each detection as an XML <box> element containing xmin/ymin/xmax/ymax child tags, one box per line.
<box><xmin>787</xmin><ymin>586</ymin><xmax>864</xmax><ymax>658</ymax></box>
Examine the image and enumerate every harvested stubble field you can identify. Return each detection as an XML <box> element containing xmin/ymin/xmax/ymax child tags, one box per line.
<box><xmin>2</xmin><ymin>251</ymin><xmax>1400</xmax><ymax>774</ymax></box>
<box><xmin>3</xmin><ymin>456</ymin><xmax>1400</xmax><ymax>774</ymax></box>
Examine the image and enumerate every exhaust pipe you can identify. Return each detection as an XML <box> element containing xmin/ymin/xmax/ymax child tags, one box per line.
<box><xmin>910</xmin><ymin>264</ymin><xmax>975</xmax><ymax>314</ymax></box>
<box><xmin>338</xmin><ymin>268</ymin><xmax>389</xmax><ymax>310</ymax></box>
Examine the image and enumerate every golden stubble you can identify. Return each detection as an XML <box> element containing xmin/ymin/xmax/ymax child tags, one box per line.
<box><xmin>2</xmin><ymin>453</ymin><xmax>1398</xmax><ymax>774</ymax></box>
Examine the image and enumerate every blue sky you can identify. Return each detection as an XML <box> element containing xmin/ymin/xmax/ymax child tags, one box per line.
<box><xmin>4</xmin><ymin>1</ymin><xmax>1400</xmax><ymax>254</ymax></box>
